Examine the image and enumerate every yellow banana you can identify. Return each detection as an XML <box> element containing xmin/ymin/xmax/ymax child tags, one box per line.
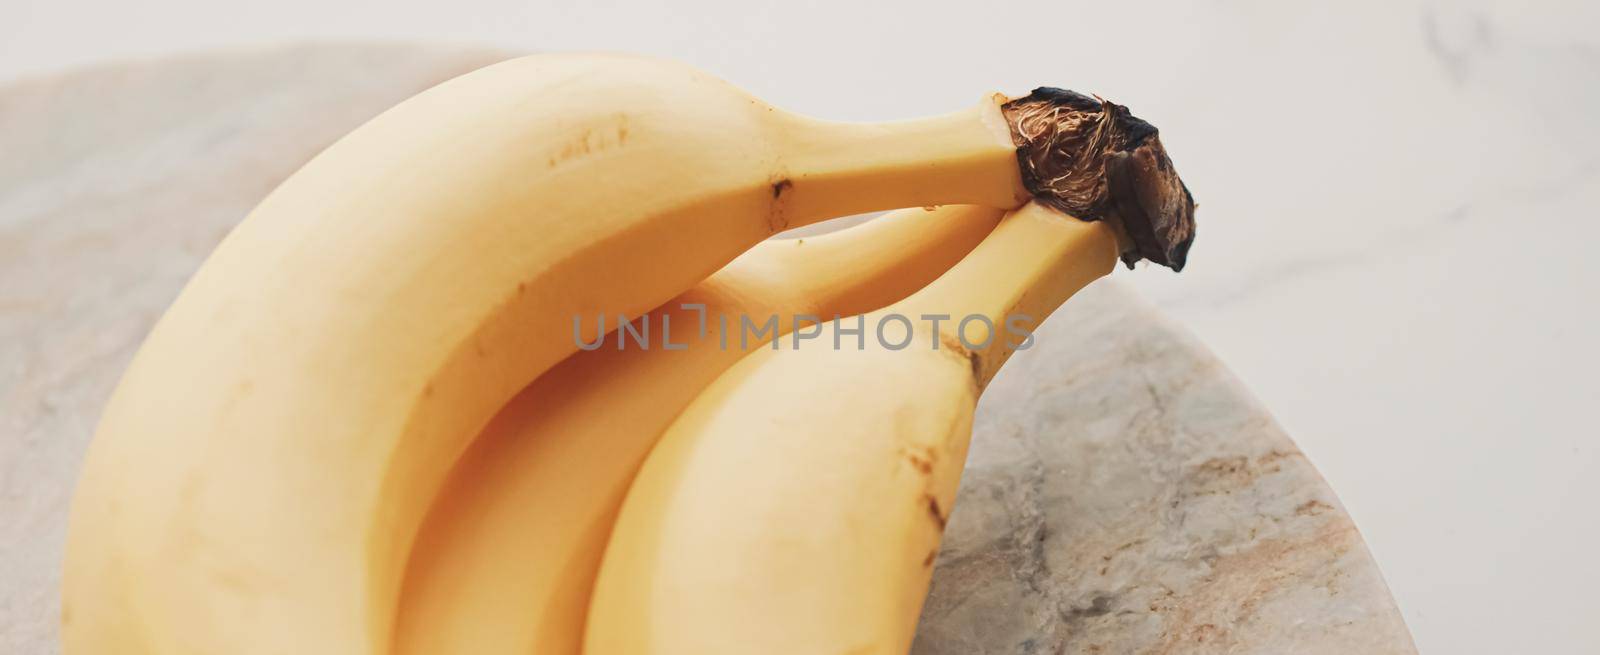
<box><xmin>394</xmin><ymin>204</ymin><xmax>1003</xmax><ymax>655</ymax></box>
<box><xmin>584</xmin><ymin>200</ymin><xmax>1171</xmax><ymax>654</ymax></box>
<box><xmin>62</xmin><ymin>46</ymin><xmax>1191</xmax><ymax>654</ymax></box>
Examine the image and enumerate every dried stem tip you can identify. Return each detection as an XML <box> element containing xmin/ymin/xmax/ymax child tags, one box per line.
<box><xmin>1003</xmin><ymin>88</ymin><xmax>1196</xmax><ymax>271</ymax></box>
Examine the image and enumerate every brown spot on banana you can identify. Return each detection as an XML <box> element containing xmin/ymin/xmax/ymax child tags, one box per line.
<box><xmin>767</xmin><ymin>177</ymin><xmax>793</xmax><ymax>232</ymax></box>
<box><xmin>545</xmin><ymin>114</ymin><xmax>631</xmax><ymax>168</ymax></box>
<box><xmin>899</xmin><ymin>445</ymin><xmax>937</xmax><ymax>475</ymax></box>
<box><xmin>923</xmin><ymin>493</ymin><xmax>949</xmax><ymax>530</ymax></box>
<box><xmin>934</xmin><ymin>332</ymin><xmax>985</xmax><ymax>388</ymax></box>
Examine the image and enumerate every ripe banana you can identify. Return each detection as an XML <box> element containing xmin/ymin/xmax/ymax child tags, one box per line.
<box><xmin>62</xmin><ymin>46</ymin><xmax>1193</xmax><ymax>654</ymax></box>
<box><xmin>394</xmin><ymin>204</ymin><xmax>1003</xmax><ymax>655</ymax></box>
<box><xmin>583</xmin><ymin>201</ymin><xmax>1130</xmax><ymax>654</ymax></box>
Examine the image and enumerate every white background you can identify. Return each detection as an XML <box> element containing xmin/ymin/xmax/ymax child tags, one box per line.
<box><xmin>4</xmin><ymin>0</ymin><xmax>1598</xmax><ymax>652</ymax></box>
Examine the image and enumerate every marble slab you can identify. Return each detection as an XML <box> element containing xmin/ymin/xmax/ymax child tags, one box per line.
<box><xmin>916</xmin><ymin>280</ymin><xmax>1415</xmax><ymax>654</ymax></box>
<box><xmin>0</xmin><ymin>44</ymin><xmax>1413</xmax><ymax>654</ymax></box>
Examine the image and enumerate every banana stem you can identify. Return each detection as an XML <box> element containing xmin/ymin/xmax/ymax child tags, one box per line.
<box><xmin>772</xmin><ymin>100</ymin><xmax>1030</xmax><ymax>226</ymax></box>
<box><xmin>775</xmin><ymin>89</ymin><xmax>1196</xmax><ymax>273</ymax></box>
<box><xmin>891</xmin><ymin>202</ymin><xmax>1119</xmax><ymax>388</ymax></box>
<box><xmin>1001</xmin><ymin>88</ymin><xmax>1195</xmax><ymax>271</ymax></box>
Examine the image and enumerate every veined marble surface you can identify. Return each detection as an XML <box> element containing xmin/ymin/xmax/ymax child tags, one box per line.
<box><xmin>916</xmin><ymin>280</ymin><xmax>1414</xmax><ymax>655</ymax></box>
<box><xmin>1</xmin><ymin>0</ymin><xmax>1597</xmax><ymax>651</ymax></box>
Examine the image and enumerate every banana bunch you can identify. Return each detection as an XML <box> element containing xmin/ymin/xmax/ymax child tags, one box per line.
<box><xmin>61</xmin><ymin>53</ymin><xmax>1194</xmax><ymax>655</ymax></box>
